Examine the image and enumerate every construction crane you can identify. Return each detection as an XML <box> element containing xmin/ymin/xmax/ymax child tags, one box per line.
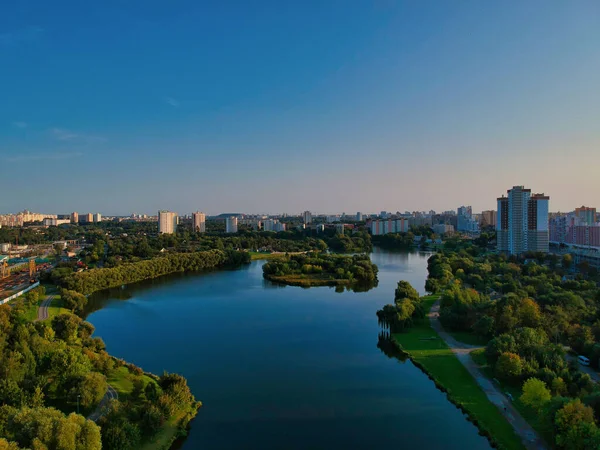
<box><xmin>1</xmin><ymin>260</ymin><xmax>9</xmax><ymax>279</ymax></box>
<box><xmin>29</xmin><ymin>258</ymin><xmax>36</xmax><ymax>278</ymax></box>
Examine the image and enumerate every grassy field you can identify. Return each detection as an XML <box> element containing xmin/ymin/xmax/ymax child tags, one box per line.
<box><xmin>249</xmin><ymin>251</ymin><xmax>289</xmax><ymax>261</ymax></box>
<box><xmin>47</xmin><ymin>295</ymin><xmax>70</xmax><ymax>319</ymax></box>
<box><xmin>393</xmin><ymin>295</ymin><xmax>525</xmax><ymax>450</ymax></box>
<box><xmin>140</xmin><ymin>411</ymin><xmax>186</xmax><ymax>450</ymax></box>
<box><xmin>470</xmin><ymin>349</ymin><xmax>554</xmax><ymax>443</ymax></box>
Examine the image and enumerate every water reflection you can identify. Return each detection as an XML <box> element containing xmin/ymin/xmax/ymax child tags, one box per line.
<box><xmin>376</xmin><ymin>332</ymin><xmax>408</xmax><ymax>363</ymax></box>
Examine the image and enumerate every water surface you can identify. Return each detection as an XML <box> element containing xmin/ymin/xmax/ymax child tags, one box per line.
<box><xmin>87</xmin><ymin>249</ymin><xmax>490</xmax><ymax>450</ymax></box>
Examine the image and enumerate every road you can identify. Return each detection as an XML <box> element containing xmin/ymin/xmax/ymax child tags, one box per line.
<box><xmin>429</xmin><ymin>300</ymin><xmax>546</xmax><ymax>450</ymax></box>
<box><xmin>565</xmin><ymin>354</ymin><xmax>600</xmax><ymax>383</ymax></box>
<box><xmin>87</xmin><ymin>384</ymin><xmax>118</xmax><ymax>422</ymax></box>
<box><xmin>36</xmin><ymin>295</ymin><xmax>55</xmax><ymax>321</ymax></box>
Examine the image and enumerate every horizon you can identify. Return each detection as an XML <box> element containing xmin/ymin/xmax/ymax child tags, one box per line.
<box><xmin>2</xmin><ymin>1</ymin><xmax>599</xmax><ymax>214</ymax></box>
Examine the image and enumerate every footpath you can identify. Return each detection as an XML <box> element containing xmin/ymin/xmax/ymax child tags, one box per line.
<box><xmin>428</xmin><ymin>300</ymin><xmax>546</xmax><ymax>450</ymax></box>
<box><xmin>36</xmin><ymin>295</ymin><xmax>55</xmax><ymax>321</ymax></box>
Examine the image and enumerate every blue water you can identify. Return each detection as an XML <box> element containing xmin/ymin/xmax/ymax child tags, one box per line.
<box><xmin>87</xmin><ymin>249</ymin><xmax>490</xmax><ymax>450</ymax></box>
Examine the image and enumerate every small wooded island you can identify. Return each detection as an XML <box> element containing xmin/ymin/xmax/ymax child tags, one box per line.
<box><xmin>262</xmin><ymin>253</ymin><xmax>378</xmax><ymax>289</ymax></box>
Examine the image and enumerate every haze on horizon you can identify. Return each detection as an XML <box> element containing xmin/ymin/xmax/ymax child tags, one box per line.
<box><xmin>1</xmin><ymin>1</ymin><xmax>599</xmax><ymax>216</ymax></box>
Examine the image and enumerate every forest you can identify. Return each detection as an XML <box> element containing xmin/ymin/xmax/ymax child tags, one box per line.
<box><xmin>426</xmin><ymin>248</ymin><xmax>600</xmax><ymax>448</ymax></box>
<box><xmin>48</xmin><ymin>249</ymin><xmax>250</xmax><ymax>295</ymax></box>
<box><xmin>0</xmin><ymin>304</ymin><xmax>199</xmax><ymax>450</ymax></box>
<box><xmin>262</xmin><ymin>253</ymin><xmax>378</xmax><ymax>289</ymax></box>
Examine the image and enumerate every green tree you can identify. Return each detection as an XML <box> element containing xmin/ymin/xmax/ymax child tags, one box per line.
<box><xmin>554</xmin><ymin>399</ymin><xmax>598</xmax><ymax>449</ymax></box>
<box><xmin>495</xmin><ymin>352</ymin><xmax>523</xmax><ymax>382</ymax></box>
<box><xmin>520</xmin><ymin>378</ymin><xmax>551</xmax><ymax>410</ymax></box>
<box><xmin>395</xmin><ymin>281</ymin><xmax>419</xmax><ymax>302</ymax></box>
<box><xmin>72</xmin><ymin>372</ymin><xmax>107</xmax><ymax>408</ymax></box>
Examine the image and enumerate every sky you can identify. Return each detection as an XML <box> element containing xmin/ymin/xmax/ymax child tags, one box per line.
<box><xmin>1</xmin><ymin>0</ymin><xmax>599</xmax><ymax>216</ymax></box>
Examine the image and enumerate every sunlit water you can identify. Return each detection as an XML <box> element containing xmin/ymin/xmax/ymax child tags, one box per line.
<box><xmin>87</xmin><ymin>249</ymin><xmax>490</xmax><ymax>450</ymax></box>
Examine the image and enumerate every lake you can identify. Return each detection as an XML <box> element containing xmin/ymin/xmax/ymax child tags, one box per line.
<box><xmin>87</xmin><ymin>249</ymin><xmax>490</xmax><ymax>449</ymax></box>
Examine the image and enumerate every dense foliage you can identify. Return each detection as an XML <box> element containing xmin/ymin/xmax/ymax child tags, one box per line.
<box><xmin>0</xmin><ymin>303</ymin><xmax>199</xmax><ymax>449</ymax></box>
<box><xmin>427</xmin><ymin>249</ymin><xmax>600</xmax><ymax>448</ymax></box>
<box><xmin>376</xmin><ymin>281</ymin><xmax>426</xmax><ymax>332</ymax></box>
<box><xmin>262</xmin><ymin>253</ymin><xmax>378</xmax><ymax>288</ymax></box>
<box><xmin>49</xmin><ymin>249</ymin><xmax>250</xmax><ymax>295</ymax></box>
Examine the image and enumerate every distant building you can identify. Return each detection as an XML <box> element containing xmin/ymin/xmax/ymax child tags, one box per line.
<box><xmin>302</xmin><ymin>211</ymin><xmax>312</xmax><ymax>225</ymax></box>
<box><xmin>93</xmin><ymin>213</ymin><xmax>102</xmax><ymax>223</ymax></box>
<box><xmin>326</xmin><ymin>215</ymin><xmax>339</xmax><ymax>223</ymax></box>
<box><xmin>71</xmin><ymin>212</ymin><xmax>79</xmax><ymax>224</ymax></box>
<box><xmin>575</xmin><ymin>206</ymin><xmax>597</xmax><ymax>226</ymax></box>
<box><xmin>380</xmin><ymin>211</ymin><xmax>389</xmax><ymax>219</ymax></box>
<box><xmin>371</xmin><ymin>218</ymin><xmax>410</xmax><ymax>236</ymax></box>
<box><xmin>192</xmin><ymin>212</ymin><xmax>206</xmax><ymax>233</ymax></box>
<box><xmin>158</xmin><ymin>210</ymin><xmax>178</xmax><ymax>234</ymax></box>
<box><xmin>263</xmin><ymin>219</ymin><xmax>286</xmax><ymax>232</ymax></box>
<box><xmin>335</xmin><ymin>223</ymin><xmax>345</xmax><ymax>234</ymax></box>
<box><xmin>480</xmin><ymin>210</ymin><xmax>497</xmax><ymax>228</ymax></box>
<box><xmin>83</xmin><ymin>213</ymin><xmax>93</xmax><ymax>223</ymax></box>
<box><xmin>433</xmin><ymin>223</ymin><xmax>454</xmax><ymax>235</ymax></box>
<box><xmin>497</xmin><ymin>186</ymin><xmax>549</xmax><ymax>255</ymax></box>
<box><xmin>550</xmin><ymin>212</ymin><xmax>600</xmax><ymax>249</ymax></box>
<box><xmin>456</xmin><ymin>205</ymin><xmax>479</xmax><ymax>233</ymax></box>
<box><xmin>226</xmin><ymin>217</ymin><xmax>238</xmax><ymax>233</ymax></box>
<box><xmin>43</xmin><ymin>218</ymin><xmax>70</xmax><ymax>227</ymax></box>
<box><xmin>356</xmin><ymin>212</ymin><xmax>363</xmax><ymax>222</ymax></box>
<box><xmin>316</xmin><ymin>224</ymin><xmax>325</xmax><ymax>233</ymax></box>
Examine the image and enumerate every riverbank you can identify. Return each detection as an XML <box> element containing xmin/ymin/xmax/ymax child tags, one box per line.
<box><xmin>393</xmin><ymin>295</ymin><xmax>525</xmax><ymax>450</ymax></box>
<box><xmin>264</xmin><ymin>273</ymin><xmax>352</xmax><ymax>287</ymax></box>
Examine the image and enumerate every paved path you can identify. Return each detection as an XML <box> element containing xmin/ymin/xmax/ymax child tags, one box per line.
<box><xmin>429</xmin><ymin>300</ymin><xmax>546</xmax><ymax>450</ymax></box>
<box><xmin>36</xmin><ymin>295</ymin><xmax>55</xmax><ymax>321</ymax></box>
<box><xmin>87</xmin><ymin>384</ymin><xmax>118</xmax><ymax>422</ymax></box>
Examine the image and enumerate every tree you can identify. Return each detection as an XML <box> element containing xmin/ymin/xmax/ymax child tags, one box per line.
<box><xmin>562</xmin><ymin>254</ymin><xmax>573</xmax><ymax>270</ymax></box>
<box><xmin>495</xmin><ymin>352</ymin><xmax>523</xmax><ymax>382</ymax></box>
<box><xmin>555</xmin><ymin>399</ymin><xmax>598</xmax><ymax>449</ymax></box>
<box><xmin>552</xmin><ymin>377</ymin><xmax>567</xmax><ymax>396</ymax></box>
<box><xmin>519</xmin><ymin>298</ymin><xmax>541</xmax><ymax>328</ymax></box>
<box><xmin>73</xmin><ymin>372</ymin><xmax>107</xmax><ymax>408</ymax></box>
<box><xmin>395</xmin><ymin>281</ymin><xmax>419</xmax><ymax>302</ymax></box>
<box><xmin>520</xmin><ymin>378</ymin><xmax>551</xmax><ymax>410</ymax></box>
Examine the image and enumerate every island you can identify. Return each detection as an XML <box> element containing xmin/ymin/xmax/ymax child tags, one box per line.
<box><xmin>262</xmin><ymin>253</ymin><xmax>378</xmax><ymax>289</ymax></box>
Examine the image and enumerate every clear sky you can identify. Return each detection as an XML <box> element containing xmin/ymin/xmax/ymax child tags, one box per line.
<box><xmin>1</xmin><ymin>1</ymin><xmax>599</xmax><ymax>216</ymax></box>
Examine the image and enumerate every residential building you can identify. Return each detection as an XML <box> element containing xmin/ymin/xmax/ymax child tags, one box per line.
<box><xmin>497</xmin><ymin>186</ymin><xmax>549</xmax><ymax>255</ymax></box>
<box><xmin>433</xmin><ymin>223</ymin><xmax>454</xmax><ymax>235</ymax></box>
<box><xmin>158</xmin><ymin>210</ymin><xmax>178</xmax><ymax>234</ymax></box>
<box><xmin>326</xmin><ymin>215</ymin><xmax>339</xmax><ymax>223</ymax></box>
<box><xmin>456</xmin><ymin>206</ymin><xmax>480</xmax><ymax>233</ymax></box>
<box><xmin>43</xmin><ymin>218</ymin><xmax>70</xmax><ymax>227</ymax></box>
<box><xmin>370</xmin><ymin>218</ymin><xmax>410</xmax><ymax>236</ymax></box>
<box><xmin>83</xmin><ymin>213</ymin><xmax>93</xmax><ymax>223</ymax></box>
<box><xmin>480</xmin><ymin>210</ymin><xmax>497</xmax><ymax>228</ymax></box>
<box><xmin>263</xmin><ymin>219</ymin><xmax>286</xmax><ymax>232</ymax></box>
<box><xmin>575</xmin><ymin>206</ymin><xmax>597</xmax><ymax>226</ymax></box>
<box><xmin>93</xmin><ymin>213</ymin><xmax>102</xmax><ymax>223</ymax></box>
<box><xmin>380</xmin><ymin>211</ymin><xmax>389</xmax><ymax>219</ymax></box>
<box><xmin>226</xmin><ymin>217</ymin><xmax>238</xmax><ymax>233</ymax></box>
<box><xmin>335</xmin><ymin>223</ymin><xmax>345</xmax><ymax>234</ymax></box>
<box><xmin>70</xmin><ymin>212</ymin><xmax>79</xmax><ymax>224</ymax></box>
<box><xmin>356</xmin><ymin>212</ymin><xmax>363</xmax><ymax>222</ymax></box>
<box><xmin>302</xmin><ymin>211</ymin><xmax>312</xmax><ymax>225</ymax></box>
<box><xmin>192</xmin><ymin>212</ymin><xmax>206</xmax><ymax>233</ymax></box>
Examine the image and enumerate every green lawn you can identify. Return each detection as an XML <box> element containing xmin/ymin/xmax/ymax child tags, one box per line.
<box><xmin>140</xmin><ymin>411</ymin><xmax>186</xmax><ymax>450</ymax></box>
<box><xmin>47</xmin><ymin>295</ymin><xmax>70</xmax><ymax>319</ymax></box>
<box><xmin>394</xmin><ymin>295</ymin><xmax>524</xmax><ymax>450</ymax></box>
<box><xmin>107</xmin><ymin>366</ymin><xmax>156</xmax><ymax>398</ymax></box>
<box><xmin>249</xmin><ymin>251</ymin><xmax>288</xmax><ymax>261</ymax></box>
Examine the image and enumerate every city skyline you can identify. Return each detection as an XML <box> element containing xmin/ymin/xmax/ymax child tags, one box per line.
<box><xmin>2</xmin><ymin>1</ymin><xmax>599</xmax><ymax>214</ymax></box>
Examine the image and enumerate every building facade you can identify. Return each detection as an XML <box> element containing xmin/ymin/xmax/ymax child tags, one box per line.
<box><xmin>480</xmin><ymin>210</ymin><xmax>497</xmax><ymax>228</ymax></box>
<box><xmin>93</xmin><ymin>213</ymin><xmax>102</xmax><ymax>223</ymax></box>
<box><xmin>70</xmin><ymin>212</ymin><xmax>79</xmax><ymax>224</ymax></box>
<box><xmin>575</xmin><ymin>206</ymin><xmax>597</xmax><ymax>226</ymax></box>
<box><xmin>263</xmin><ymin>219</ymin><xmax>286</xmax><ymax>232</ymax></box>
<box><xmin>226</xmin><ymin>216</ymin><xmax>238</xmax><ymax>233</ymax></box>
<box><xmin>370</xmin><ymin>218</ymin><xmax>410</xmax><ymax>236</ymax></box>
<box><xmin>356</xmin><ymin>212</ymin><xmax>363</xmax><ymax>222</ymax></box>
<box><xmin>302</xmin><ymin>211</ymin><xmax>312</xmax><ymax>224</ymax></box>
<box><xmin>192</xmin><ymin>212</ymin><xmax>206</xmax><ymax>233</ymax></box>
<box><xmin>158</xmin><ymin>210</ymin><xmax>178</xmax><ymax>234</ymax></box>
<box><xmin>497</xmin><ymin>186</ymin><xmax>549</xmax><ymax>255</ymax></box>
<box><xmin>456</xmin><ymin>205</ymin><xmax>480</xmax><ymax>233</ymax></box>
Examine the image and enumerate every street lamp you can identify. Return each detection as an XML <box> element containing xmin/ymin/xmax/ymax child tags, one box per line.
<box><xmin>77</xmin><ymin>394</ymin><xmax>81</xmax><ymax>415</ymax></box>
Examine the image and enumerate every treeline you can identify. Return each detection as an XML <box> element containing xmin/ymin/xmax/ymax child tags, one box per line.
<box><xmin>49</xmin><ymin>250</ymin><xmax>250</xmax><ymax>295</ymax></box>
<box><xmin>0</xmin><ymin>305</ymin><xmax>199</xmax><ymax>449</ymax></box>
<box><xmin>428</xmin><ymin>250</ymin><xmax>600</xmax><ymax>447</ymax></box>
<box><xmin>325</xmin><ymin>231</ymin><xmax>372</xmax><ymax>253</ymax></box>
<box><xmin>263</xmin><ymin>253</ymin><xmax>378</xmax><ymax>286</ymax></box>
<box><xmin>376</xmin><ymin>281</ymin><xmax>426</xmax><ymax>332</ymax></box>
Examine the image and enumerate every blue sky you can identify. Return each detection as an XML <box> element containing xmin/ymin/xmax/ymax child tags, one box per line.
<box><xmin>1</xmin><ymin>0</ymin><xmax>599</xmax><ymax>215</ymax></box>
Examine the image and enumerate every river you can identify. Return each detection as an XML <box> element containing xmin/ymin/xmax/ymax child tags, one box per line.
<box><xmin>87</xmin><ymin>249</ymin><xmax>490</xmax><ymax>449</ymax></box>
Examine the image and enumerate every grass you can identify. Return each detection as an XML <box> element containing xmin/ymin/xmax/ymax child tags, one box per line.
<box><xmin>470</xmin><ymin>349</ymin><xmax>554</xmax><ymax>444</ymax></box>
<box><xmin>264</xmin><ymin>273</ymin><xmax>349</xmax><ymax>287</ymax></box>
<box><xmin>393</xmin><ymin>295</ymin><xmax>525</xmax><ymax>450</ymax></box>
<box><xmin>107</xmin><ymin>366</ymin><xmax>156</xmax><ymax>399</ymax></box>
<box><xmin>140</xmin><ymin>411</ymin><xmax>186</xmax><ymax>450</ymax></box>
<box><xmin>249</xmin><ymin>251</ymin><xmax>289</xmax><ymax>261</ymax></box>
<box><xmin>47</xmin><ymin>295</ymin><xmax>70</xmax><ymax>319</ymax></box>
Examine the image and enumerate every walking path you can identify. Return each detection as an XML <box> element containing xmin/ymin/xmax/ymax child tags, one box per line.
<box><xmin>428</xmin><ymin>300</ymin><xmax>546</xmax><ymax>450</ymax></box>
<box><xmin>87</xmin><ymin>384</ymin><xmax>119</xmax><ymax>422</ymax></box>
<box><xmin>36</xmin><ymin>295</ymin><xmax>55</xmax><ymax>321</ymax></box>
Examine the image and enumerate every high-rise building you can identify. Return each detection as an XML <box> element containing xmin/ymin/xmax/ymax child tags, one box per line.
<box><xmin>226</xmin><ymin>217</ymin><xmax>238</xmax><ymax>233</ymax></box>
<box><xmin>192</xmin><ymin>212</ymin><xmax>206</xmax><ymax>233</ymax></box>
<box><xmin>70</xmin><ymin>212</ymin><xmax>79</xmax><ymax>224</ymax></box>
<box><xmin>263</xmin><ymin>219</ymin><xmax>286</xmax><ymax>232</ymax></box>
<box><xmin>480</xmin><ymin>210</ymin><xmax>497</xmax><ymax>228</ymax></box>
<box><xmin>370</xmin><ymin>218</ymin><xmax>410</xmax><ymax>235</ymax></box>
<box><xmin>497</xmin><ymin>186</ymin><xmax>549</xmax><ymax>255</ymax></box>
<box><xmin>302</xmin><ymin>211</ymin><xmax>312</xmax><ymax>224</ymax></box>
<box><xmin>84</xmin><ymin>213</ymin><xmax>93</xmax><ymax>223</ymax></box>
<box><xmin>575</xmin><ymin>206</ymin><xmax>597</xmax><ymax>226</ymax></box>
<box><xmin>356</xmin><ymin>212</ymin><xmax>363</xmax><ymax>222</ymax></box>
<box><xmin>457</xmin><ymin>206</ymin><xmax>479</xmax><ymax>233</ymax></box>
<box><xmin>93</xmin><ymin>213</ymin><xmax>102</xmax><ymax>223</ymax></box>
<box><xmin>158</xmin><ymin>210</ymin><xmax>178</xmax><ymax>234</ymax></box>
